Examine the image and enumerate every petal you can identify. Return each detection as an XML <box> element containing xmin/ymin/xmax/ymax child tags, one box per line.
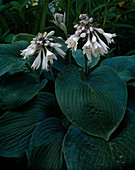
<box><xmin>31</xmin><ymin>50</ymin><xmax>42</xmax><ymax>70</ymax></box>
<box><xmin>54</xmin><ymin>43</ymin><xmax>62</xmax><ymax>47</ymax></box>
<box><xmin>94</xmin><ymin>28</ymin><xmax>104</xmax><ymax>34</ymax></box>
<box><xmin>42</xmin><ymin>50</ymin><xmax>48</xmax><ymax>70</ymax></box>
<box><xmin>80</xmin><ymin>32</ymin><xmax>86</xmax><ymax>38</ymax></box>
<box><xmin>54</xmin><ymin>47</ymin><xmax>66</xmax><ymax>58</ymax></box>
<box><xmin>47</xmin><ymin>31</ymin><xmax>55</xmax><ymax>37</ymax></box>
<box><xmin>92</xmin><ymin>34</ymin><xmax>97</xmax><ymax>42</ymax></box>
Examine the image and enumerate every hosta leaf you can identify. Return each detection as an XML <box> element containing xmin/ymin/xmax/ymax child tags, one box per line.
<box><xmin>72</xmin><ymin>49</ymin><xmax>100</xmax><ymax>69</ymax></box>
<box><xmin>0</xmin><ymin>41</ymin><xmax>29</xmax><ymax>76</ymax></box>
<box><xmin>12</xmin><ymin>33</ymin><xmax>36</xmax><ymax>43</ymax></box>
<box><xmin>27</xmin><ymin>117</ymin><xmax>66</xmax><ymax>170</ymax></box>
<box><xmin>101</xmin><ymin>55</ymin><xmax>135</xmax><ymax>82</ymax></box>
<box><xmin>0</xmin><ymin>72</ymin><xmax>47</xmax><ymax>110</ymax></box>
<box><xmin>63</xmin><ymin>89</ymin><xmax>135</xmax><ymax>170</ymax></box>
<box><xmin>55</xmin><ymin>65</ymin><xmax>127</xmax><ymax>140</ymax></box>
<box><xmin>0</xmin><ymin>92</ymin><xmax>60</xmax><ymax>157</ymax></box>
<box><xmin>53</xmin><ymin>54</ymin><xmax>68</xmax><ymax>71</ymax></box>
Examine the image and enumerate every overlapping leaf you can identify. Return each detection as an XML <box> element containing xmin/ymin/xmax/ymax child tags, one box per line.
<box><xmin>12</xmin><ymin>33</ymin><xmax>36</xmax><ymax>43</ymax></box>
<box><xmin>55</xmin><ymin>65</ymin><xmax>127</xmax><ymax>140</ymax></box>
<box><xmin>63</xmin><ymin>87</ymin><xmax>135</xmax><ymax>170</ymax></box>
<box><xmin>27</xmin><ymin>117</ymin><xmax>66</xmax><ymax>170</ymax></box>
<box><xmin>0</xmin><ymin>72</ymin><xmax>47</xmax><ymax>110</ymax></box>
<box><xmin>72</xmin><ymin>49</ymin><xmax>100</xmax><ymax>69</ymax></box>
<box><xmin>0</xmin><ymin>41</ymin><xmax>29</xmax><ymax>76</ymax></box>
<box><xmin>0</xmin><ymin>92</ymin><xmax>60</xmax><ymax>157</ymax></box>
<box><xmin>101</xmin><ymin>55</ymin><xmax>135</xmax><ymax>82</ymax></box>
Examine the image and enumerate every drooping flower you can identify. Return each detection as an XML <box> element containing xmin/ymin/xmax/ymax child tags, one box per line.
<box><xmin>21</xmin><ymin>31</ymin><xmax>66</xmax><ymax>71</ymax></box>
<box><xmin>103</xmin><ymin>32</ymin><xmax>117</xmax><ymax>44</ymax></box>
<box><xmin>65</xmin><ymin>35</ymin><xmax>80</xmax><ymax>51</ymax></box>
<box><xmin>82</xmin><ymin>34</ymin><xmax>93</xmax><ymax>62</ymax></box>
<box><xmin>65</xmin><ymin>13</ymin><xmax>116</xmax><ymax>63</ymax></box>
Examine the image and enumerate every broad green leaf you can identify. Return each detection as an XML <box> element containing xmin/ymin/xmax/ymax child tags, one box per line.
<box><xmin>72</xmin><ymin>49</ymin><xmax>100</xmax><ymax>69</ymax></box>
<box><xmin>63</xmin><ymin>89</ymin><xmax>135</xmax><ymax>170</ymax></box>
<box><xmin>0</xmin><ymin>72</ymin><xmax>47</xmax><ymax>110</ymax></box>
<box><xmin>5</xmin><ymin>34</ymin><xmax>15</xmax><ymax>43</ymax></box>
<box><xmin>27</xmin><ymin>117</ymin><xmax>66</xmax><ymax>170</ymax></box>
<box><xmin>53</xmin><ymin>54</ymin><xmax>68</xmax><ymax>71</ymax></box>
<box><xmin>72</xmin><ymin>49</ymin><xmax>85</xmax><ymax>67</ymax></box>
<box><xmin>0</xmin><ymin>92</ymin><xmax>60</xmax><ymax>157</ymax></box>
<box><xmin>12</xmin><ymin>33</ymin><xmax>36</xmax><ymax>43</ymax></box>
<box><xmin>55</xmin><ymin>65</ymin><xmax>127</xmax><ymax>140</ymax></box>
<box><xmin>101</xmin><ymin>55</ymin><xmax>135</xmax><ymax>82</ymax></box>
<box><xmin>0</xmin><ymin>41</ymin><xmax>29</xmax><ymax>76</ymax></box>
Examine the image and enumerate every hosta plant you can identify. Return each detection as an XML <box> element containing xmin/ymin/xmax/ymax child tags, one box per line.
<box><xmin>0</xmin><ymin>13</ymin><xmax>135</xmax><ymax>170</ymax></box>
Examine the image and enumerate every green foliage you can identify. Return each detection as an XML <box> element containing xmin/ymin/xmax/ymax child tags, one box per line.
<box><xmin>27</xmin><ymin>117</ymin><xmax>66</xmax><ymax>170</ymax></box>
<box><xmin>0</xmin><ymin>41</ymin><xmax>29</xmax><ymax>76</ymax></box>
<box><xmin>63</xmin><ymin>85</ymin><xmax>135</xmax><ymax>170</ymax></box>
<box><xmin>0</xmin><ymin>0</ymin><xmax>135</xmax><ymax>170</ymax></box>
<box><xmin>55</xmin><ymin>64</ymin><xmax>127</xmax><ymax>140</ymax></box>
<box><xmin>0</xmin><ymin>92</ymin><xmax>63</xmax><ymax>157</ymax></box>
<box><xmin>72</xmin><ymin>49</ymin><xmax>100</xmax><ymax>69</ymax></box>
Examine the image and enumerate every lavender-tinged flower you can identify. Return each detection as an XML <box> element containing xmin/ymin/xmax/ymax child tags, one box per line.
<box><xmin>53</xmin><ymin>12</ymin><xmax>67</xmax><ymax>36</ymax></box>
<box><xmin>21</xmin><ymin>31</ymin><xmax>66</xmax><ymax>71</ymax></box>
<box><xmin>65</xmin><ymin>13</ymin><xmax>116</xmax><ymax>62</ymax></box>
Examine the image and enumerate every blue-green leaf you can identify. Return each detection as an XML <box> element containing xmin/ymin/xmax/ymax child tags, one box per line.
<box><xmin>55</xmin><ymin>65</ymin><xmax>127</xmax><ymax>140</ymax></box>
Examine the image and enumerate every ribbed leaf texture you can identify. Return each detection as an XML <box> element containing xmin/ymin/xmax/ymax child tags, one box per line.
<box><xmin>0</xmin><ymin>92</ymin><xmax>60</xmax><ymax>157</ymax></box>
<box><xmin>63</xmin><ymin>85</ymin><xmax>135</xmax><ymax>170</ymax></box>
<box><xmin>0</xmin><ymin>72</ymin><xmax>47</xmax><ymax>110</ymax></box>
<box><xmin>0</xmin><ymin>41</ymin><xmax>29</xmax><ymax>76</ymax></box>
<box><xmin>101</xmin><ymin>55</ymin><xmax>135</xmax><ymax>82</ymax></box>
<box><xmin>55</xmin><ymin>65</ymin><xmax>127</xmax><ymax>140</ymax></box>
<box><xmin>27</xmin><ymin>117</ymin><xmax>67</xmax><ymax>170</ymax></box>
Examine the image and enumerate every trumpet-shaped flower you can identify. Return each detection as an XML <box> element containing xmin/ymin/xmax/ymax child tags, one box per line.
<box><xmin>103</xmin><ymin>32</ymin><xmax>117</xmax><ymax>44</ymax></box>
<box><xmin>65</xmin><ymin>13</ymin><xmax>116</xmax><ymax>63</ymax></box>
<box><xmin>21</xmin><ymin>30</ymin><xmax>66</xmax><ymax>71</ymax></box>
<box><xmin>65</xmin><ymin>35</ymin><xmax>80</xmax><ymax>51</ymax></box>
<box><xmin>82</xmin><ymin>35</ymin><xmax>93</xmax><ymax>62</ymax></box>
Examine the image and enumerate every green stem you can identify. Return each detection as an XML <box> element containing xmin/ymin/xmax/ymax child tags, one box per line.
<box><xmin>85</xmin><ymin>55</ymin><xmax>88</xmax><ymax>77</ymax></box>
<box><xmin>49</xmin><ymin>68</ymin><xmax>56</xmax><ymax>80</ymax></box>
<box><xmin>25</xmin><ymin>63</ymin><xmax>40</xmax><ymax>84</ymax></box>
<box><xmin>103</xmin><ymin>0</ymin><xmax>110</xmax><ymax>28</ymax></box>
<box><xmin>69</xmin><ymin>51</ymin><xmax>72</xmax><ymax>64</ymax></box>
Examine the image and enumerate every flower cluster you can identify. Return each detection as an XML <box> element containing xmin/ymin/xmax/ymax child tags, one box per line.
<box><xmin>21</xmin><ymin>31</ymin><xmax>66</xmax><ymax>71</ymax></box>
<box><xmin>53</xmin><ymin>13</ymin><xmax>68</xmax><ymax>37</ymax></box>
<box><xmin>65</xmin><ymin>14</ymin><xmax>116</xmax><ymax>62</ymax></box>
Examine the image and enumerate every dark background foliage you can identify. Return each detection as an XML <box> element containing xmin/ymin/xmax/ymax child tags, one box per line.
<box><xmin>0</xmin><ymin>0</ymin><xmax>135</xmax><ymax>170</ymax></box>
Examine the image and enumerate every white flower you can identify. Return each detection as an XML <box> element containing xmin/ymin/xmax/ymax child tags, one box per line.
<box><xmin>31</xmin><ymin>49</ymin><xmax>42</xmax><ymax>70</ymax></box>
<box><xmin>21</xmin><ymin>30</ymin><xmax>66</xmax><ymax>71</ymax></box>
<box><xmin>65</xmin><ymin>35</ymin><xmax>80</xmax><ymax>51</ymax></box>
<box><xmin>54</xmin><ymin>13</ymin><xmax>65</xmax><ymax>23</ymax></box>
<box><xmin>42</xmin><ymin>48</ymin><xmax>57</xmax><ymax>71</ymax></box>
<box><xmin>50</xmin><ymin>43</ymin><xmax>66</xmax><ymax>58</ymax></box>
<box><xmin>42</xmin><ymin>49</ymin><xmax>48</xmax><ymax>71</ymax></box>
<box><xmin>103</xmin><ymin>33</ymin><xmax>117</xmax><ymax>44</ymax></box>
<box><xmin>53</xmin><ymin>12</ymin><xmax>67</xmax><ymax>36</ymax></box>
<box><xmin>95</xmin><ymin>32</ymin><xmax>109</xmax><ymax>54</ymax></box>
<box><xmin>92</xmin><ymin>41</ymin><xmax>102</xmax><ymax>57</ymax></box>
<box><xmin>94</xmin><ymin>28</ymin><xmax>104</xmax><ymax>34</ymax></box>
<box><xmin>21</xmin><ymin>44</ymin><xmax>37</xmax><ymax>59</ymax></box>
<box><xmin>82</xmin><ymin>34</ymin><xmax>93</xmax><ymax>62</ymax></box>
